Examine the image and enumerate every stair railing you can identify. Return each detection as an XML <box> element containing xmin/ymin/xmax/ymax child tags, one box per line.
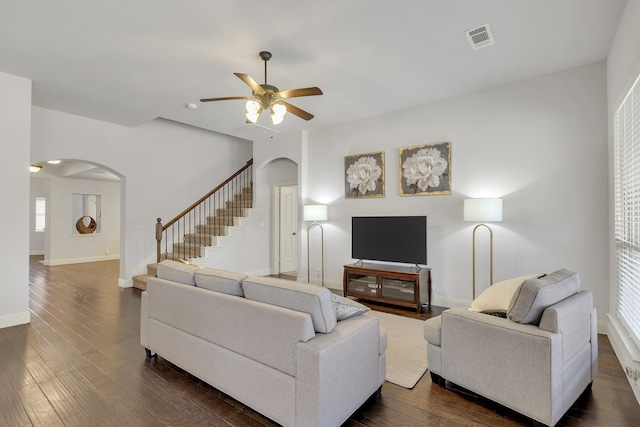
<box><xmin>156</xmin><ymin>159</ymin><xmax>253</xmax><ymax>263</ymax></box>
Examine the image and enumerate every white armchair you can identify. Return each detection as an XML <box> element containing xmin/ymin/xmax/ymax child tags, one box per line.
<box><xmin>424</xmin><ymin>271</ymin><xmax>597</xmax><ymax>427</ymax></box>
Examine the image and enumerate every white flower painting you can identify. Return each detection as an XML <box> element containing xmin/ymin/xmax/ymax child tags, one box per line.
<box><xmin>344</xmin><ymin>152</ymin><xmax>385</xmax><ymax>198</ymax></box>
<box><xmin>400</xmin><ymin>142</ymin><xmax>451</xmax><ymax>196</ymax></box>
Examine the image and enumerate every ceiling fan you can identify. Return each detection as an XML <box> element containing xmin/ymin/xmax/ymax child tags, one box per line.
<box><xmin>200</xmin><ymin>51</ymin><xmax>323</xmax><ymax>125</ymax></box>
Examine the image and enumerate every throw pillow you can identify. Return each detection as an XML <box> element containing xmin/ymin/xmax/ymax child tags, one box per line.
<box><xmin>507</xmin><ymin>269</ymin><xmax>580</xmax><ymax>325</ymax></box>
<box><xmin>469</xmin><ymin>274</ymin><xmax>542</xmax><ymax>314</ymax></box>
<box><xmin>331</xmin><ymin>293</ymin><xmax>370</xmax><ymax>321</ymax></box>
<box><xmin>177</xmin><ymin>258</ymin><xmax>202</xmax><ymax>268</ymax></box>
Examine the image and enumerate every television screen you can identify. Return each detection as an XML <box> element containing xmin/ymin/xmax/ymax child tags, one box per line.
<box><xmin>351</xmin><ymin>216</ymin><xmax>427</xmax><ymax>265</ymax></box>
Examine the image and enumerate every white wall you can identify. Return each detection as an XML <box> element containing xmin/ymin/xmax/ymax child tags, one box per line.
<box><xmin>0</xmin><ymin>72</ymin><xmax>31</xmax><ymax>327</ymax></box>
<box><xmin>300</xmin><ymin>62</ymin><xmax>609</xmax><ymax>321</ymax></box>
<box><xmin>607</xmin><ymin>0</ymin><xmax>640</xmax><ymax>315</ymax></box>
<box><xmin>45</xmin><ymin>177</ymin><xmax>120</xmax><ymax>265</ymax></box>
<box><xmin>30</xmin><ymin>109</ymin><xmax>252</xmax><ymax>285</ymax></box>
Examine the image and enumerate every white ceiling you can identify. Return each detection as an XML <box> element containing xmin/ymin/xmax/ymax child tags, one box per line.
<box><xmin>0</xmin><ymin>1</ymin><xmax>628</xmax><ymax>141</ymax></box>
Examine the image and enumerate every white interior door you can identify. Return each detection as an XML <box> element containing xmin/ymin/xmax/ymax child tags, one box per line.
<box><xmin>279</xmin><ymin>185</ymin><xmax>298</xmax><ymax>273</ymax></box>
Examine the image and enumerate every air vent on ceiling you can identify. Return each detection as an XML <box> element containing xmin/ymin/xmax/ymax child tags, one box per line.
<box><xmin>465</xmin><ymin>24</ymin><xmax>494</xmax><ymax>50</ymax></box>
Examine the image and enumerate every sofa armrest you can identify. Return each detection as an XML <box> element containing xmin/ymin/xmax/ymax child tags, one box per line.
<box><xmin>140</xmin><ymin>290</ymin><xmax>150</xmax><ymax>349</ymax></box>
<box><xmin>539</xmin><ymin>290</ymin><xmax>595</xmax><ymax>366</ymax></box>
<box><xmin>440</xmin><ymin>308</ymin><xmax>562</xmax><ymax>425</ymax></box>
<box><xmin>295</xmin><ymin>314</ymin><xmax>383</xmax><ymax>427</ymax></box>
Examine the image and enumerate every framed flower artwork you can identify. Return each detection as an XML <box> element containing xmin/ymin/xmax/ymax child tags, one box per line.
<box><xmin>344</xmin><ymin>151</ymin><xmax>385</xmax><ymax>199</ymax></box>
<box><xmin>399</xmin><ymin>142</ymin><xmax>451</xmax><ymax>196</ymax></box>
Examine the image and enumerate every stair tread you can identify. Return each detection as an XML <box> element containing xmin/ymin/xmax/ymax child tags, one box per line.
<box><xmin>155</xmin><ymin>175</ymin><xmax>253</xmax><ymax>272</ymax></box>
<box><xmin>132</xmin><ymin>274</ymin><xmax>151</xmax><ymax>290</ymax></box>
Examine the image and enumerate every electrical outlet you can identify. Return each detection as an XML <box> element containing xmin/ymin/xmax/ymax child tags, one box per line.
<box><xmin>315</xmin><ymin>270</ymin><xmax>320</xmax><ymax>278</ymax></box>
<box><xmin>105</xmin><ymin>249</ymin><xmax>110</xmax><ymax>256</ymax></box>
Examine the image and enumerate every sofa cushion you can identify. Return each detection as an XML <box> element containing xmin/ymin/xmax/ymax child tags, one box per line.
<box><xmin>156</xmin><ymin>259</ymin><xmax>200</xmax><ymax>285</ymax></box>
<box><xmin>507</xmin><ymin>269</ymin><xmax>580</xmax><ymax>325</ymax></box>
<box><xmin>331</xmin><ymin>294</ymin><xmax>369</xmax><ymax>321</ymax></box>
<box><xmin>195</xmin><ymin>268</ymin><xmax>247</xmax><ymax>296</ymax></box>
<box><xmin>243</xmin><ymin>276</ymin><xmax>337</xmax><ymax>333</ymax></box>
<box><xmin>469</xmin><ymin>274</ymin><xmax>542</xmax><ymax>315</ymax></box>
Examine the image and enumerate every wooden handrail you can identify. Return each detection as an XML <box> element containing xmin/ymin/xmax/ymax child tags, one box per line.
<box><xmin>162</xmin><ymin>159</ymin><xmax>253</xmax><ymax>231</ymax></box>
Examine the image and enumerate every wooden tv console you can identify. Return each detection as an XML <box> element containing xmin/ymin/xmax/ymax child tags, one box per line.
<box><xmin>343</xmin><ymin>262</ymin><xmax>431</xmax><ymax>312</ymax></box>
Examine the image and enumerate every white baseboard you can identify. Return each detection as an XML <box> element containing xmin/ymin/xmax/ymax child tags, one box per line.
<box><xmin>43</xmin><ymin>254</ymin><xmax>120</xmax><ymax>266</ymax></box>
<box><xmin>0</xmin><ymin>311</ymin><xmax>30</xmax><ymax>329</ymax></box>
<box><xmin>598</xmin><ymin>320</ymin><xmax>608</xmax><ymax>336</ymax></box>
<box><xmin>119</xmin><ymin>278</ymin><xmax>133</xmax><ymax>288</ymax></box>
<box><xmin>431</xmin><ymin>295</ymin><xmax>469</xmax><ymax>309</ymax></box>
<box><xmin>324</xmin><ymin>279</ymin><xmax>342</xmax><ymax>292</ymax></box>
<box><xmin>29</xmin><ymin>250</ymin><xmax>44</xmax><ymax>256</ymax></box>
<box><xmin>607</xmin><ymin>314</ymin><xmax>640</xmax><ymax>404</ymax></box>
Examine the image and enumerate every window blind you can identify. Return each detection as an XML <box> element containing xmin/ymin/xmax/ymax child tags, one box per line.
<box><xmin>614</xmin><ymin>71</ymin><xmax>640</xmax><ymax>350</ymax></box>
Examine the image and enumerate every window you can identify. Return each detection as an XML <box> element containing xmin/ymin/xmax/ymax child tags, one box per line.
<box><xmin>614</xmin><ymin>71</ymin><xmax>640</xmax><ymax>349</ymax></box>
<box><xmin>35</xmin><ymin>197</ymin><xmax>46</xmax><ymax>232</ymax></box>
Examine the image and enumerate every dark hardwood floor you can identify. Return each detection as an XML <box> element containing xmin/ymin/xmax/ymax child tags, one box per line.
<box><xmin>0</xmin><ymin>257</ymin><xmax>638</xmax><ymax>426</ymax></box>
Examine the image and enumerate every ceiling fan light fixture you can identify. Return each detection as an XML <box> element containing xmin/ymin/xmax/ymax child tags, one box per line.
<box><xmin>30</xmin><ymin>164</ymin><xmax>42</xmax><ymax>173</ymax></box>
<box><xmin>270</xmin><ymin>103</ymin><xmax>286</xmax><ymax>125</ymax></box>
<box><xmin>245</xmin><ymin>100</ymin><xmax>261</xmax><ymax>123</ymax></box>
<box><xmin>245</xmin><ymin>100</ymin><xmax>260</xmax><ymax>114</ymax></box>
<box><xmin>246</xmin><ymin>111</ymin><xmax>260</xmax><ymax>123</ymax></box>
<box><xmin>271</xmin><ymin>113</ymin><xmax>284</xmax><ymax>125</ymax></box>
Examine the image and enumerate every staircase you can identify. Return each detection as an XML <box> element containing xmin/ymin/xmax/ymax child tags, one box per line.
<box><xmin>132</xmin><ymin>160</ymin><xmax>254</xmax><ymax>291</ymax></box>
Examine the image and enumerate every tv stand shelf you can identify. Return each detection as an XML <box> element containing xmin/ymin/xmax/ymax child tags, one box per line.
<box><xmin>343</xmin><ymin>263</ymin><xmax>431</xmax><ymax>312</ymax></box>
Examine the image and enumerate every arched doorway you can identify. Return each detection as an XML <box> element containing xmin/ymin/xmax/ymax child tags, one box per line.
<box><xmin>29</xmin><ymin>159</ymin><xmax>124</xmax><ymax>282</ymax></box>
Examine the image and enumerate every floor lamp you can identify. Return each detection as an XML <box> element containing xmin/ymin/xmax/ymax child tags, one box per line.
<box><xmin>463</xmin><ymin>198</ymin><xmax>503</xmax><ymax>299</ymax></box>
<box><xmin>304</xmin><ymin>204</ymin><xmax>328</xmax><ymax>286</ymax></box>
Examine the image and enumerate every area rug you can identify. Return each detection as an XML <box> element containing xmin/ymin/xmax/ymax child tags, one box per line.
<box><xmin>369</xmin><ymin>310</ymin><xmax>428</xmax><ymax>389</ymax></box>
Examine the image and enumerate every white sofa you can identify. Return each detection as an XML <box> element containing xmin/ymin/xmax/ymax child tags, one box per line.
<box><xmin>140</xmin><ymin>260</ymin><xmax>387</xmax><ymax>427</ymax></box>
<box><xmin>424</xmin><ymin>270</ymin><xmax>597</xmax><ymax>426</ymax></box>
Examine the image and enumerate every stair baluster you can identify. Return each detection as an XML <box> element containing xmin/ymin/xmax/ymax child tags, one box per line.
<box><xmin>155</xmin><ymin>159</ymin><xmax>253</xmax><ymax>264</ymax></box>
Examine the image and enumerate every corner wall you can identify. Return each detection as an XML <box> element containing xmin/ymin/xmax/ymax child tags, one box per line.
<box><xmin>0</xmin><ymin>72</ymin><xmax>31</xmax><ymax>327</ymax></box>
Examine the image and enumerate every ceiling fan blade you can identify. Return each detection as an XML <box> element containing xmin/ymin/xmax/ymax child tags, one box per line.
<box><xmin>281</xmin><ymin>101</ymin><xmax>314</xmax><ymax>121</ymax></box>
<box><xmin>278</xmin><ymin>87</ymin><xmax>323</xmax><ymax>99</ymax></box>
<box><xmin>200</xmin><ymin>96</ymin><xmax>253</xmax><ymax>102</ymax></box>
<box><xmin>234</xmin><ymin>73</ymin><xmax>266</xmax><ymax>95</ymax></box>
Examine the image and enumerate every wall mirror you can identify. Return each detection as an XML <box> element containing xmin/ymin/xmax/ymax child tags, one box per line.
<box><xmin>72</xmin><ymin>193</ymin><xmax>101</xmax><ymax>234</ymax></box>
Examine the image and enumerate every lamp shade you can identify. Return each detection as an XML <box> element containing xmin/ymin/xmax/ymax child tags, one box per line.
<box><xmin>463</xmin><ymin>198</ymin><xmax>503</xmax><ymax>222</ymax></box>
<box><xmin>303</xmin><ymin>204</ymin><xmax>328</xmax><ymax>222</ymax></box>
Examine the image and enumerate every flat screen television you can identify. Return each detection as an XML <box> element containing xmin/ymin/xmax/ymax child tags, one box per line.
<box><xmin>351</xmin><ymin>216</ymin><xmax>427</xmax><ymax>265</ymax></box>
